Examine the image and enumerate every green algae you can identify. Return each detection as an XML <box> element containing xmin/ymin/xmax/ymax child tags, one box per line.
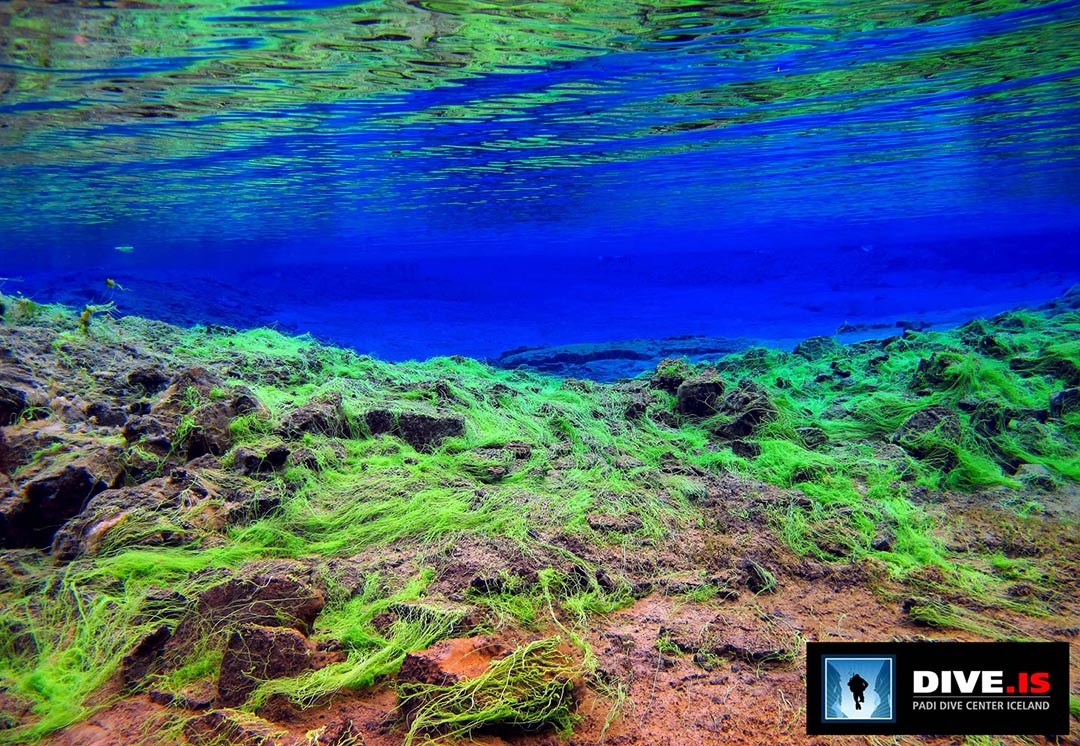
<box><xmin>399</xmin><ymin>636</ymin><xmax>579</xmax><ymax>745</ymax></box>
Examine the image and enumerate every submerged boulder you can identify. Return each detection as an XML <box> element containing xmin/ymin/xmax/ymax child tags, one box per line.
<box><xmin>675</xmin><ymin>369</ymin><xmax>725</xmax><ymax>418</ymax></box>
<box><xmin>217</xmin><ymin>625</ymin><xmax>315</xmax><ymax>707</ymax></box>
<box><xmin>396</xmin><ymin>412</ymin><xmax>465</xmax><ymax>452</ymax></box>
<box><xmin>361</xmin><ymin>409</ymin><xmax>465</xmax><ymax>452</ymax></box>
<box><xmin>0</xmin><ymin>443</ymin><xmax>125</xmax><ymax>549</ymax></box>
<box><xmin>51</xmin><ymin>470</ymin><xmax>279</xmax><ymax>561</ymax></box>
<box><xmin>0</xmin><ymin>362</ymin><xmax>46</xmax><ymax>426</ymax></box>
<box><xmin>122</xmin><ymin>367</ymin><xmax>269</xmax><ymax>464</ymax></box>
<box><xmin>280</xmin><ymin>392</ymin><xmax>353</xmax><ymax>438</ymax></box>
<box><xmin>1049</xmin><ymin>388</ymin><xmax>1079</xmax><ymax>419</ymax></box>
<box><xmin>650</xmin><ymin>357</ymin><xmax>693</xmax><ymax>394</ymax></box>
<box><xmin>793</xmin><ymin>336</ymin><xmax>840</xmax><ymax>361</ymax></box>
<box><xmin>892</xmin><ymin>405</ymin><xmax>963</xmax><ymax>467</ymax></box>
<box><xmin>122</xmin><ymin>569</ymin><xmax>325</xmax><ymax>690</ymax></box>
<box><xmin>709</xmin><ymin>379</ymin><xmax>778</xmax><ymax>440</ymax></box>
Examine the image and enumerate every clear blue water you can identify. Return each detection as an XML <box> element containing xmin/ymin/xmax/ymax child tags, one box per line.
<box><xmin>2</xmin><ymin>0</ymin><xmax>1079</xmax><ymax>362</ymax></box>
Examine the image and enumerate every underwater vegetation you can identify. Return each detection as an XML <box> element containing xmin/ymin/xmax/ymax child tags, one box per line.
<box><xmin>0</xmin><ymin>288</ymin><xmax>1077</xmax><ymax>744</ymax></box>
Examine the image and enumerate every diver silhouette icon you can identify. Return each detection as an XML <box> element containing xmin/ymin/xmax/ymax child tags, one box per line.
<box><xmin>848</xmin><ymin>673</ymin><xmax>869</xmax><ymax>710</ymax></box>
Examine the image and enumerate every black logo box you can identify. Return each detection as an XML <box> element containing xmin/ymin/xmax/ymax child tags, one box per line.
<box><xmin>806</xmin><ymin>642</ymin><xmax>1070</xmax><ymax>735</ymax></box>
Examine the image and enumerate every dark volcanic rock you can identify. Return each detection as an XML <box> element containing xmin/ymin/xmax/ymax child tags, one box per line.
<box><xmin>1049</xmin><ymin>388</ymin><xmax>1079</xmax><ymax>419</ymax></box>
<box><xmin>1015</xmin><ymin>463</ymin><xmax>1058</xmax><ymax>491</ymax></box>
<box><xmin>1009</xmin><ymin>351</ymin><xmax>1080</xmax><ymax>386</ymax></box>
<box><xmin>361</xmin><ymin>407</ymin><xmax>467</xmax><ymax>451</ymax></box>
<box><xmin>121</xmin><ymin>625</ymin><xmax>172</xmax><ymax>691</ymax></box>
<box><xmin>0</xmin><ymin>429</ymin><xmax>14</xmax><ymax>475</ymax></box>
<box><xmin>0</xmin><ymin>363</ymin><xmax>46</xmax><ymax>426</ymax></box>
<box><xmin>232</xmin><ymin>444</ymin><xmax>290</xmax><ymax>476</ymax></box>
<box><xmin>122</xmin><ymin>415</ymin><xmax>171</xmax><ymax>453</ymax></box>
<box><xmin>911</xmin><ymin>352</ymin><xmax>969</xmax><ymax>391</ymax></box>
<box><xmin>795</xmin><ymin>425</ymin><xmax>828</xmax><ymax>449</ymax></box>
<box><xmin>121</xmin><ymin>368</ymin><xmax>271</xmax><ymax>464</ymax></box>
<box><xmin>280</xmin><ymin>392</ymin><xmax>352</xmax><ymax>438</ymax></box>
<box><xmin>168</xmin><ymin>573</ymin><xmax>324</xmax><ymax>649</ymax></box>
<box><xmin>85</xmin><ymin>400</ymin><xmax>127</xmax><ymax>427</ymax></box>
<box><xmin>124</xmin><ymin>570</ymin><xmax>325</xmax><ymax>689</ymax></box>
<box><xmin>709</xmin><ymin>379</ymin><xmax>777</xmax><ymax>440</ymax></box>
<box><xmin>127</xmin><ymin>366</ymin><xmax>171</xmax><ymax>394</ymax></box>
<box><xmin>51</xmin><ymin>470</ymin><xmax>278</xmax><ymax>560</ymax></box>
<box><xmin>793</xmin><ymin>336</ymin><xmax>840</xmax><ymax>361</ymax></box>
<box><xmin>0</xmin><ymin>443</ymin><xmax>125</xmax><ymax>548</ymax></box>
<box><xmin>729</xmin><ymin>440</ymin><xmax>761</xmax><ymax>459</ymax></box>
<box><xmin>217</xmin><ymin>625</ymin><xmax>315</xmax><ymax>707</ymax></box>
<box><xmin>396</xmin><ymin>412</ymin><xmax>465</xmax><ymax>451</ymax></box>
<box><xmin>675</xmin><ymin>369</ymin><xmax>725</xmax><ymax>418</ymax></box>
<box><xmin>650</xmin><ymin>357</ymin><xmax>693</xmax><ymax>394</ymax></box>
<box><xmin>892</xmin><ymin>405</ymin><xmax>963</xmax><ymax>465</ymax></box>
<box><xmin>363</xmin><ymin>408</ymin><xmax>396</xmax><ymax>436</ymax></box>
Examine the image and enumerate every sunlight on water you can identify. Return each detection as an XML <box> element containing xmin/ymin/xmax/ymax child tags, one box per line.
<box><xmin>2</xmin><ymin>0</ymin><xmax>1078</xmax><ymax>255</ymax></box>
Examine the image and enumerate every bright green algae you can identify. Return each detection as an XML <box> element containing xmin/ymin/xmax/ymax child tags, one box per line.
<box><xmin>0</xmin><ymin>293</ymin><xmax>1077</xmax><ymax>742</ymax></box>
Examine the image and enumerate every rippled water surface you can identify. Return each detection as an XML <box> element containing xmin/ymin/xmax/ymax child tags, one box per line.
<box><xmin>2</xmin><ymin>0</ymin><xmax>1079</xmax><ymax>357</ymax></box>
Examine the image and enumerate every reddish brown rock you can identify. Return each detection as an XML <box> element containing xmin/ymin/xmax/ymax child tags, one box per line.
<box><xmin>120</xmin><ymin>624</ymin><xmax>172</xmax><ymax>691</ymax></box>
<box><xmin>0</xmin><ymin>442</ymin><xmax>125</xmax><ymax>548</ymax></box>
<box><xmin>217</xmin><ymin>625</ymin><xmax>315</xmax><ymax>707</ymax></box>
<box><xmin>165</xmin><ymin>574</ymin><xmax>324</xmax><ymax>659</ymax></box>
<box><xmin>122</xmin><ymin>367</ymin><xmax>268</xmax><ymax>464</ymax></box>
<box><xmin>398</xmin><ymin>636</ymin><xmax>508</xmax><ymax>690</ymax></box>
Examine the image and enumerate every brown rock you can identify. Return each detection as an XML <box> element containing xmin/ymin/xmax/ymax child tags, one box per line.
<box><xmin>892</xmin><ymin>404</ymin><xmax>962</xmax><ymax>463</ymax></box>
<box><xmin>85</xmin><ymin>400</ymin><xmax>127</xmax><ymax>427</ymax></box>
<box><xmin>395</xmin><ymin>412</ymin><xmax>465</xmax><ymax>452</ymax></box>
<box><xmin>232</xmin><ymin>445</ymin><xmax>290</xmax><ymax>475</ymax></box>
<box><xmin>0</xmin><ymin>443</ymin><xmax>125</xmax><ymax>548</ymax></box>
<box><xmin>675</xmin><ymin>369</ymin><xmax>725</xmax><ymax>418</ymax></box>
<box><xmin>121</xmin><ymin>625</ymin><xmax>172</xmax><ymax>691</ymax></box>
<box><xmin>363</xmin><ymin>408</ymin><xmax>395</xmax><ymax>436</ymax></box>
<box><xmin>793</xmin><ymin>336</ymin><xmax>841</xmax><ymax>361</ymax></box>
<box><xmin>0</xmin><ymin>362</ymin><xmax>46</xmax><ymax>426</ymax></box>
<box><xmin>586</xmin><ymin>513</ymin><xmax>643</xmax><ymax>534</ymax></box>
<box><xmin>164</xmin><ymin>573</ymin><xmax>324</xmax><ymax>665</ymax></box>
<box><xmin>217</xmin><ymin>625</ymin><xmax>315</xmax><ymax>707</ymax></box>
<box><xmin>122</xmin><ymin>368</ymin><xmax>269</xmax><ymax>464</ymax></box>
<box><xmin>126</xmin><ymin>366</ymin><xmax>171</xmax><ymax>394</ymax></box>
<box><xmin>710</xmin><ymin>379</ymin><xmax>778</xmax><ymax>440</ymax></box>
<box><xmin>398</xmin><ymin>636</ymin><xmax>508</xmax><ymax>689</ymax></box>
<box><xmin>280</xmin><ymin>392</ymin><xmax>352</xmax><ymax>438</ymax></box>
<box><xmin>0</xmin><ymin>429</ymin><xmax>13</xmax><ymax>475</ymax></box>
<box><xmin>649</xmin><ymin>357</ymin><xmax>692</xmax><ymax>394</ymax></box>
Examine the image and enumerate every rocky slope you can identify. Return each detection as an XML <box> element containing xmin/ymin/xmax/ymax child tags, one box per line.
<box><xmin>0</xmin><ymin>290</ymin><xmax>1078</xmax><ymax>745</ymax></box>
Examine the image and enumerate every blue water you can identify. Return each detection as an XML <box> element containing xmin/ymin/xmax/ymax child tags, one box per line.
<box><xmin>2</xmin><ymin>0</ymin><xmax>1079</xmax><ymax>361</ymax></box>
